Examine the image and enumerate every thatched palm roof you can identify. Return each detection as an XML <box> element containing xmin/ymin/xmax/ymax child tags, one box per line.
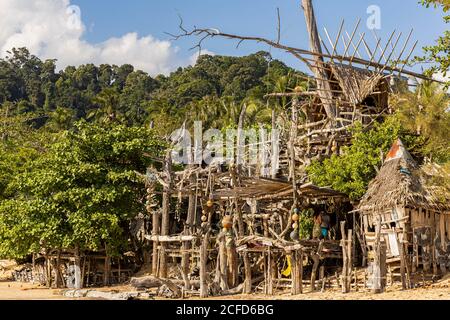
<box><xmin>330</xmin><ymin>64</ymin><xmax>384</xmax><ymax>105</ymax></box>
<box><xmin>358</xmin><ymin>139</ymin><xmax>450</xmax><ymax>212</ymax></box>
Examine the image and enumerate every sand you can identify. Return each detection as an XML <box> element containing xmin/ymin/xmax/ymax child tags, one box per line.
<box><xmin>1</xmin><ymin>259</ymin><xmax>448</xmax><ymax>300</ymax></box>
<box><xmin>0</xmin><ymin>281</ymin><xmax>71</xmax><ymax>300</ymax></box>
<box><xmin>0</xmin><ymin>280</ymin><xmax>448</xmax><ymax>300</ymax></box>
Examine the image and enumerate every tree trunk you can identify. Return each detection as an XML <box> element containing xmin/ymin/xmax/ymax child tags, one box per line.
<box><xmin>301</xmin><ymin>0</ymin><xmax>336</xmax><ymax>120</ymax></box>
<box><xmin>44</xmin><ymin>252</ymin><xmax>52</xmax><ymax>288</ymax></box>
<box><xmin>151</xmin><ymin>203</ymin><xmax>160</xmax><ymax>276</ymax></box>
<box><xmin>159</xmin><ymin>152</ymin><xmax>173</xmax><ymax>278</ymax></box>
<box><xmin>181</xmin><ymin>164</ymin><xmax>196</xmax><ymax>289</ymax></box>
<box><xmin>54</xmin><ymin>250</ymin><xmax>62</xmax><ymax>288</ymax></box>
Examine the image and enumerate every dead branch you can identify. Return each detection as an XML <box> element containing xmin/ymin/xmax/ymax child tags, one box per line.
<box><xmin>166</xmin><ymin>17</ymin><xmax>439</xmax><ymax>83</ymax></box>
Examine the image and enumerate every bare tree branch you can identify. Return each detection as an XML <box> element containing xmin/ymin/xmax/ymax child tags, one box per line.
<box><xmin>166</xmin><ymin>17</ymin><xmax>439</xmax><ymax>83</ymax></box>
<box><xmin>167</xmin><ymin>19</ymin><xmax>312</xmax><ymax>68</ymax></box>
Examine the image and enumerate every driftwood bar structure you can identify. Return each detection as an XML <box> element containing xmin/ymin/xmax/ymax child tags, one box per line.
<box><xmin>136</xmin><ymin>0</ymin><xmax>448</xmax><ymax>298</ymax></box>
<box><xmin>13</xmin><ymin>1</ymin><xmax>447</xmax><ymax>296</ymax></box>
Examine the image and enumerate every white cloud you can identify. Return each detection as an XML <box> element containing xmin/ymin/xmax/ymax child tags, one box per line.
<box><xmin>188</xmin><ymin>50</ymin><xmax>216</xmax><ymax>65</ymax></box>
<box><xmin>0</xmin><ymin>0</ymin><xmax>208</xmax><ymax>75</ymax></box>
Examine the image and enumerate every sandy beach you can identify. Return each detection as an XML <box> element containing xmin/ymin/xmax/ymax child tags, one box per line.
<box><xmin>0</xmin><ymin>279</ymin><xmax>448</xmax><ymax>300</ymax></box>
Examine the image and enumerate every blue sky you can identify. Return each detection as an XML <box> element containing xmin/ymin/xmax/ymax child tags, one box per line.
<box><xmin>0</xmin><ymin>1</ymin><xmax>446</xmax><ymax>76</ymax></box>
<box><xmin>70</xmin><ymin>0</ymin><xmax>447</xmax><ymax>74</ymax></box>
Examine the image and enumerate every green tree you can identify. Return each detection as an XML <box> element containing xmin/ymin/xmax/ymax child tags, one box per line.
<box><xmin>306</xmin><ymin>117</ymin><xmax>420</xmax><ymax>200</ymax></box>
<box><xmin>88</xmin><ymin>88</ymin><xmax>123</xmax><ymax>124</ymax></box>
<box><xmin>0</xmin><ymin>121</ymin><xmax>164</xmax><ymax>259</ymax></box>
<box><xmin>391</xmin><ymin>81</ymin><xmax>450</xmax><ymax>163</ymax></box>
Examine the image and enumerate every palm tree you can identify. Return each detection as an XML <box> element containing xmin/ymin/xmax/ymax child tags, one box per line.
<box><xmin>88</xmin><ymin>88</ymin><xmax>122</xmax><ymax>124</ymax></box>
<box><xmin>47</xmin><ymin>106</ymin><xmax>76</xmax><ymax>131</ymax></box>
<box><xmin>391</xmin><ymin>81</ymin><xmax>450</xmax><ymax>162</ymax></box>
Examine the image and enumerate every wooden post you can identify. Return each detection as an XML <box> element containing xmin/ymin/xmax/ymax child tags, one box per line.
<box><xmin>432</xmin><ymin>240</ymin><xmax>438</xmax><ymax>277</ymax></box>
<box><xmin>352</xmin><ymin>212</ymin><xmax>357</xmax><ymax>266</ymax></box>
<box><xmin>226</xmin><ymin>238</ymin><xmax>238</xmax><ymax>288</ymax></box>
<box><xmin>199</xmin><ymin>231</ymin><xmax>210</xmax><ymax>298</ymax></box>
<box><xmin>236</xmin><ymin>104</ymin><xmax>247</xmax><ymax>172</ymax></box>
<box><xmin>311</xmin><ymin>240</ymin><xmax>324</xmax><ymax>291</ymax></box>
<box><xmin>103</xmin><ymin>246</ymin><xmax>111</xmax><ymax>286</ymax></box>
<box><xmin>159</xmin><ymin>152</ymin><xmax>172</xmax><ymax>279</ymax></box>
<box><xmin>218</xmin><ymin>231</ymin><xmax>229</xmax><ymax>291</ymax></box>
<box><xmin>55</xmin><ymin>250</ymin><xmax>62</xmax><ymax>288</ymax></box>
<box><xmin>74</xmin><ymin>246</ymin><xmax>82</xmax><ymax>289</ymax></box>
<box><xmin>363</xmin><ymin>269</ymin><xmax>367</xmax><ymax>288</ymax></box>
<box><xmin>86</xmin><ymin>258</ymin><xmax>91</xmax><ymax>287</ymax></box>
<box><xmin>372</xmin><ymin>217</ymin><xmax>386</xmax><ymax>293</ymax></box>
<box><xmin>151</xmin><ymin>208</ymin><xmax>160</xmax><ymax>276</ymax></box>
<box><xmin>412</xmin><ymin>228</ymin><xmax>418</xmax><ymax>274</ymax></box>
<box><xmin>398</xmin><ymin>229</ymin><xmax>407</xmax><ymax>290</ymax></box>
<box><xmin>335</xmin><ymin>271</ymin><xmax>340</xmax><ymax>287</ymax></box>
<box><xmin>181</xmin><ymin>165</ymin><xmax>196</xmax><ymax>289</ymax></box>
<box><xmin>380</xmin><ymin>242</ymin><xmax>387</xmax><ymax>291</ymax></box>
<box><xmin>291</xmin><ymin>250</ymin><xmax>301</xmax><ymax>295</ymax></box>
<box><xmin>266</xmin><ymin>247</ymin><xmax>273</xmax><ymax>295</ymax></box>
<box><xmin>298</xmin><ymin>249</ymin><xmax>303</xmax><ymax>294</ymax></box>
<box><xmin>289</xmin><ymin>96</ymin><xmax>299</xmax><ymax>205</ymax></box>
<box><xmin>80</xmin><ymin>255</ymin><xmax>86</xmax><ymax>288</ymax></box>
<box><xmin>243</xmin><ymin>250</ymin><xmax>252</xmax><ymax>294</ymax></box>
<box><xmin>271</xmin><ymin>108</ymin><xmax>278</xmax><ymax>179</ymax></box>
<box><xmin>118</xmin><ymin>258</ymin><xmax>121</xmax><ymax>283</ymax></box>
<box><xmin>422</xmin><ymin>244</ymin><xmax>431</xmax><ymax>273</ymax></box>
<box><xmin>346</xmin><ymin>229</ymin><xmax>352</xmax><ymax>292</ymax></box>
<box><xmin>310</xmin><ymin>255</ymin><xmax>319</xmax><ymax>291</ymax></box>
<box><xmin>340</xmin><ymin>221</ymin><xmax>348</xmax><ymax>293</ymax></box>
<box><xmin>44</xmin><ymin>250</ymin><xmax>51</xmax><ymax>288</ymax></box>
<box><xmin>319</xmin><ymin>266</ymin><xmax>325</xmax><ymax>292</ymax></box>
<box><xmin>31</xmin><ymin>253</ymin><xmax>36</xmax><ymax>284</ymax></box>
<box><xmin>439</xmin><ymin>215</ymin><xmax>447</xmax><ymax>274</ymax></box>
<box><xmin>159</xmin><ymin>191</ymin><xmax>170</xmax><ymax>278</ymax></box>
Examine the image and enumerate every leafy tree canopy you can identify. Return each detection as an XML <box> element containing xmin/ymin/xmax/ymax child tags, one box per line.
<box><xmin>0</xmin><ymin>121</ymin><xmax>163</xmax><ymax>259</ymax></box>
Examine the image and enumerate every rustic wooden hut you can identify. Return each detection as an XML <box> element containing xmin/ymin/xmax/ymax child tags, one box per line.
<box><xmin>357</xmin><ymin>139</ymin><xmax>450</xmax><ymax>290</ymax></box>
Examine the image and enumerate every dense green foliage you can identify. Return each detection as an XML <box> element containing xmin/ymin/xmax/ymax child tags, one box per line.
<box><xmin>0</xmin><ymin>49</ymin><xmax>304</xmax><ymax>134</ymax></box>
<box><xmin>306</xmin><ymin>117</ymin><xmax>415</xmax><ymax>200</ymax></box>
<box><xmin>0</xmin><ymin>121</ymin><xmax>162</xmax><ymax>259</ymax></box>
<box><xmin>298</xmin><ymin>209</ymin><xmax>315</xmax><ymax>240</ymax></box>
<box><xmin>0</xmin><ymin>49</ymin><xmax>303</xmax><ymax>259</ymax></box>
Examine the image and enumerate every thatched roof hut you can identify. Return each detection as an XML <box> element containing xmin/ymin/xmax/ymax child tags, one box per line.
<box><xmin>358</xmin><ymin>139</ymin><xmax>450</xmax><ymax>212</ymax></box>
<box><xmin>330</xmin><ymin>64</ymin><xmax>386</xmax><ymax>105</ymax></box>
